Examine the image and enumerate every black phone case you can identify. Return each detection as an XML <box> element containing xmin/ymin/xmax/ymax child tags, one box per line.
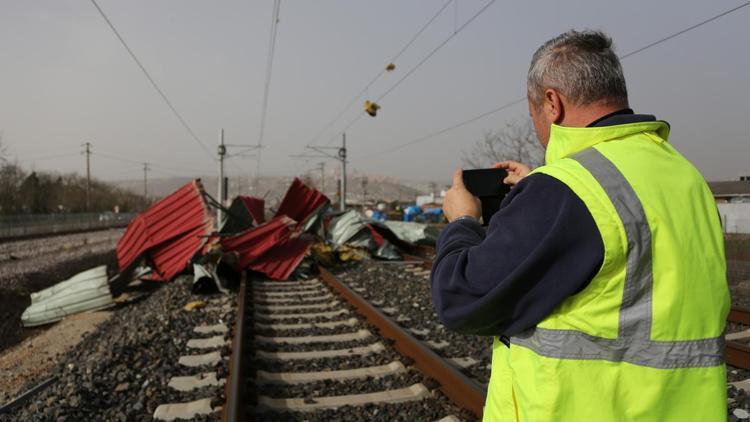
<box><xmin>462</xmin><ymin>168</ymin><xmax>510</xmax><ymax>225</ymax></box>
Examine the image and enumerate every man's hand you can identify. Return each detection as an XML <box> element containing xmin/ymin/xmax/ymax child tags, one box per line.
<box><xmin>443</xmin><ymin>168</ymin><xmax>481</xmax><ymax>222</ymax></box>
<box><xmin>494</xmin><ymin>160</ymin><xmax>531</xmax><ymax>186</ymax></box>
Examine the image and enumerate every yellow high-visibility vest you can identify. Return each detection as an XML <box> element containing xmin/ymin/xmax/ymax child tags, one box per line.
<box><xmin>483</xmin><ymin>121</ymin><xmax>729</xmax><ymax>421</ymax></box>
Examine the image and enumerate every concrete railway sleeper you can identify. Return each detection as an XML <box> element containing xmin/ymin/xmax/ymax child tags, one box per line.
<box><xmin>222</xmin><ymin>269</ymin><xmax>484</xmax><ymax>421</ymax></box>
<box><xmin>223</xmin><ymin>258</ymin><xmax>750</xmax><ymax>421</ymax></box>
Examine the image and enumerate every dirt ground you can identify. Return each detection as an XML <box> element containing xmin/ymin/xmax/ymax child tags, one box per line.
<box><xmin>0</xmin><ymin>250</ymin><xmax>117</xmax><ymax>354</ymax></box>
<box><xmin>0</xmin><ymin>311</ymin><xmax>112</xmax><ymax>403</ymax></box>
<box><xmin>0</xmin><ymin>230</ymin><xmax>121</xmax><ymax>354</ymax></box>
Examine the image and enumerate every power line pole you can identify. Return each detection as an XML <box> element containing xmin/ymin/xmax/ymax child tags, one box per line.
<box><xmin>318</xmin><ymin>161</ymin><xmax>325</xmax><ymax>193</ymax></box>
<box><xmin>217</xmin><ymin>128</ymin><xmax>226</xmax><ymax>224</ymax></box>
<box><xmin>142</xmin><ymin>162</ymin><xmax>150</xmax><ymax>199</ymax></box>
<box><xmin>292</xmin><ymin>133</ymin><xmax>347</xmax><ymax>211</ymax></box>
<box><xmin>340</xmin><ymin>133</ymin><xmax>347</xmax><ymax>211</ymax></box>
<box><xmin>82</xmin><ymin>142</ymin><xmax>91</xmax><ymax>212</ymax></box>
<box><xmin>361</xmin><ymin>176</ymin><xmax>368</xmax><ymax>206</ymax></box>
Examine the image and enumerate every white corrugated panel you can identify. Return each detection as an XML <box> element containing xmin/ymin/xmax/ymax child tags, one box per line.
<box><xmin>718</xmin><ymin>203</ymin><xmax>750</xmax><ymax>234</ymax></box>
<box><xmin>21</xmin><ymin>265</ymin><xmax>114</xmax><ymax>327</ymax></box>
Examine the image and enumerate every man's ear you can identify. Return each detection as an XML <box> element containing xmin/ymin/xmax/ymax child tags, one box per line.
<box><xmin>544</xmin><ymin>88</ymin><xmax>564</xmax><ymax>124</ymax></box>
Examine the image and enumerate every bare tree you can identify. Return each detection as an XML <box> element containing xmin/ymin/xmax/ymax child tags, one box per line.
<box><xmin>462</xmin><ymin>118</ymin><xmax>544</xmax><ymax>169</ymax></box>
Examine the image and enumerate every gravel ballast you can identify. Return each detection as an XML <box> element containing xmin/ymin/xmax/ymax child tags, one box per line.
<box><xmin>1</xmin><ymin>275</ymin><xmax>235</xmax><ymax>421</ymax></box>
<box><xmin>333</xmin><ymin>261</ymin><xmax>492</xmax><ymax>384</ymax></box>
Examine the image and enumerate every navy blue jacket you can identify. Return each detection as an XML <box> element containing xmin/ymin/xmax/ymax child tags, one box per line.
<box><xmin>430</xmin><ymin>111</ymin><xmax>656</xmax><ymax>337</ymax></box>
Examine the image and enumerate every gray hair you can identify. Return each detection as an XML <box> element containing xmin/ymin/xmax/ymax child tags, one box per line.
<box><xmin>527</xmin><ymin>30</ymin><xmax>628</xmax><ymax>107</ymax></box>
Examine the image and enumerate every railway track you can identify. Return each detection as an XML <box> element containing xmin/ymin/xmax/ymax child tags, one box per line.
<box><xmin>221</xmin><ymin>248</ymin><xmax>750</xmax><ymax>421</ymax></box>
<box><xmin>727</xmin><ymin>306</ymin><xmax>750</xmax><ymax>370</ymax></box>
<box><xmin>223</xmin><ymin>267</ymin><xmax>485</xmax><ymax>421</ymax></box>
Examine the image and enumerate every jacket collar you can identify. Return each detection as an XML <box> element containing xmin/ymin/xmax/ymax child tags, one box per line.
<box><xmin>544</xmin><ymin>120</ymin><xmax>671</xmax><ymax>164</ymax></box>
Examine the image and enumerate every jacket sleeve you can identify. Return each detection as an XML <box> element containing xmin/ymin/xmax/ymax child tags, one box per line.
<box><xmin>430</xmin><ymin>173</ymin><xmax>604</xmax><ymax>337</ymax></box>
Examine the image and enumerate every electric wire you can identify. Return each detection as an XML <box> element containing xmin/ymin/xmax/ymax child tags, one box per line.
<box><xmin>353</xmin><ymin>1</ymin><xmax>750</xmax><ymax>162</ymax></box>
<box><xmin>254</xmin><ymin>0</ymin><xmax>282</xmax><ymax>184</ymax></box>
<box><xmin>310</xmin><ymin>0</ymin><xmax>454</xmax><ymax>147</ymax></box>
<box><xmin>322</xmin><ymin>0</ymin><xmax>497</xmax><ymax>147</ymax></box>
<box><xmin>351</xmin><ymin>98</ymin><xmax>525</xmax><ymax>161</ymax></box>
<box><xmin>93</xmin><ymin>151</ymin><xmax>213</xmax><ymax>175</ymax></box>
<box><xmin>619</xmin><ymin>1</ymin><xmax>750</xmax><ymax>60</ymax></box>
<box><xmin>89</xmin><ymin>0</ymin><xmax>214</xmax><ymax>159</ymax></box>
<box><xmin>374</xmin><ymin>0</ymin><xmax>496</xmax><ymax>103</ymax></box>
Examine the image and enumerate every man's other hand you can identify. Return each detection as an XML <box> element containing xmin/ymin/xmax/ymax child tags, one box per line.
<box><xmin>443</xmin><ymin>168</ymin><xmax>481</xmax><ymax>222</ymax></box>
<box><xmin>494</xmin><ymin>160</ymin><xmax>531</xmax><ymax>186</ymax></box>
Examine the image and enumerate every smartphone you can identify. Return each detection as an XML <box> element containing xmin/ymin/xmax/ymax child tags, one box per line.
<box><xmin>462</xmin><ymin>168</ymin><xmax>510</xmax><ymax>225</ymax></box>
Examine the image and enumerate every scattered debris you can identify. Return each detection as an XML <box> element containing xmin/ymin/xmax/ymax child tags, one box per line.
<box><xmin>21</xmin><ymin>266</ymin><xmax>114</xmax><ymax>327</ymax></box>
<box><xmin>220</xmin><ymin>195</ymin><xmax>266</xmax><ymax>234</ymax></box>
<box><xmin>384</xmin><ymin>221</ymin><xmax>440</xmax><ymax>245</ymax></box>
<box><xmin>328</xmin><ymin>210</ymin><xmax>403</xmax><ymax>260</ymax></box>
<box><xmin>183</xmin><ymin>301</ymin><xmax>206</xmax><ymax>312</ymax></box>
<box><xmin>108</xmin><ymin>177</ymin><xmax>435</xmax><ymax>287</ymax></box>
<box><xmin>116</xmin><ymin>180</ymin><xmax>214</xmax><ymax>282</ymax></box>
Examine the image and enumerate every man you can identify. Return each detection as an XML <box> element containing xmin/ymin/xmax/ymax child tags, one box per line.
<box><xmin>431</xmin><ymin>30</ymin><xmax>729</xmax><ymax>421</ymax></box>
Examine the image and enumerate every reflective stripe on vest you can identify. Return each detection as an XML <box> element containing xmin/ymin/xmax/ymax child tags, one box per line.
<box><xmin>511</xmin><ymin>147</ymin><xmax>724</xmax><ymax>369</ymax></box>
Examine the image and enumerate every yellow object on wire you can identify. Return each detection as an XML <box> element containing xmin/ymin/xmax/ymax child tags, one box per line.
<box><xmin>364</xmin><ymin>100</ymin><xmax>381</xmax><ymax>117</ymax></box>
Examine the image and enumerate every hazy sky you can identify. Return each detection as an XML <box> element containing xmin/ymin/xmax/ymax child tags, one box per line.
<box><xmin>1</xmin><ymin>1</ymin><xmax>748</xmax><ymax>187</ymax></box>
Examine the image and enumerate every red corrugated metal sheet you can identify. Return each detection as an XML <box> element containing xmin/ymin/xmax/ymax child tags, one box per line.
<box><xmin>249</xmin><ymin>236</ymin><xmax>313</xmax><ymax>281</ymax></box>
<box><xmin>220</xmin><ymin>216</ymin><xmax>294</xmax><ymax>269</ymax></box>
<box><xmin>274</xmin><ymin>178</ymin><xmax>329</xmax><ymax>226</ymax></box>
<box><xmin>116</xmin><ymin>180</ymin><xmax>213</xmax><ymax>281</ymax></box>
<box><xmin>238</xmin><ymin>196</ymin><xmax>265</xmax><ymax>224</ymax></box>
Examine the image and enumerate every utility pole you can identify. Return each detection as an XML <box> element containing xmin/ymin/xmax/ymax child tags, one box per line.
<box><xmin>340</xmin><ymin>133</ymin><xmax>347</xmax><ymax>211</ymax></box>
<box><xmin>217</xmin><ymin>128</ymin><xmax>226</xmax><ymax>224</ymax></box>
<box><xmin>292</xmin><ymin>133</ymin><xmax>347</xmax><ymax>211</ymax></box>
<box><xmin>317</xmin><ymin>161</ymin><xmax>325</xmax><ymax>193</ymax></box>
<box><xmin>142</xmin><ymin>162</ymin><xmax>150</xmax><ymax>199</ymax></box>
<box><xmin>361</xmin><ymin>176</ymin><xmax>368</xmax><ymax>207</ymax></box>
<box><xmin>82</xmin><ymin>142</ymin><xmax>91</xmax><ymax>212</ymax></box>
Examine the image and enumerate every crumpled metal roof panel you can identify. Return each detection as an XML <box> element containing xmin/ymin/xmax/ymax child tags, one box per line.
<box><xmin>116</xmin><ymin>180</ymin><xmax>213</xmax><ymax>280</ymax></box>
<box><xmin>274</xmin><ymin>178</ymin><xmax>329</xmax><ymax>225</ymax></box>
<box><xmin>22</xmin><ymin>265</ymin><xmax>113</xmax><ymax>327</ymax></box>
<box><xmin>220</xmin><ymin>216</ymin><xmax>293</xmax><ymax>269</ymax></box>
<box><xmin>249</xmin><ymin>236</ymin><xmax>313</xmax><ymax>281</ymax></box>
<box><xmin>238</xmin><ymin>196</ymin><xmax>265</xmax><ymax>224</ymax></box>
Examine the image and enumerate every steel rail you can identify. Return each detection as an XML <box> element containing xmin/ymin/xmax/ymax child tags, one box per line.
<box><xmin>403</xmin><ymin>254</ymin><xmax>433</xmax><ymax>270</ymax></box>
<box><xmin>318</xmin><ymin>266</ymin><xmax>486</xmax><ymax>418</ymax></box>
<box><xmin>729</xmin><ymin>306</ymin><xmax>750</xmax><ymax>326</ymax></box>
<box><xmin>727</xmin><ymin>306</ymin><xmax>750</xmax><ymax>370</ymax></box>
<box><xmin>727</xmin><ymin>341</ymin><xmax>750</xmax><ymax>370</ymax></box>
<box><xmin>222</xmin><ymin>277</ymin><xmax>247</xmax><ymax>422</ymax></box>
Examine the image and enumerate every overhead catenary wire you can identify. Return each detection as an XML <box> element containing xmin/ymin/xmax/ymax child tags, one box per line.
<box><xmin>374</xmin><ymin>0</ymin><xmax>497</xmax><ymax>103</ymax></box>
<box><xmin>351</xmin><ymin>98</ymin><xmax>526</xmax><ymax>161</ymax></box>
<box><xmin>310</xmin><ymin>0</ymin><xmax>454</xmax><ymax>146</ymax></box>
<box><xmin>321</xmin><ymin>0</ymin><xmax>497</xmax><ymax>147</ymax></box>
<box><xmin>353</xmin><ymin>1</ymin><xmax>750</xmax><ymax>162</ymax></box>
<box><xmin>254</xmin><ymin>0</ymin><xmax>282</xmax><ymax>185</ymax></box>
<box><xmin>89</xmin><ymin>0</ymin><xmax>214</xmax><ymax>159</ymax></box>
<box><xmin>619</xmin><ymin>1</ymin><xmax>750</xmax><ymax>60</ymax></box>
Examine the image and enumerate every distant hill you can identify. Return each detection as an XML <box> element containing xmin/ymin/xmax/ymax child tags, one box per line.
<box><xmin>111</xmin><ymin>173</ymin><xmax>437</xmax><ymax>211</ymax></box>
